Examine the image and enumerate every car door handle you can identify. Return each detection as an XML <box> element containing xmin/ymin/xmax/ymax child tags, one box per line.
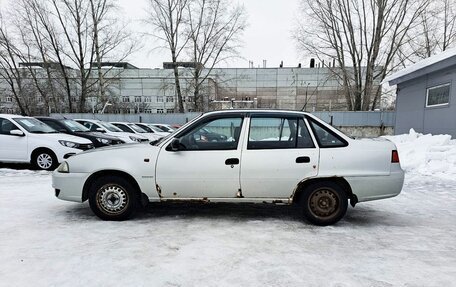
<box><xmin>296</xmin><ymin>156</ymin><xmax>310</xmax><ymax>163</ymax></box>
<box><xmin>225</xmin><ymin>158</ymin><xmax>240</xmax><ymax>165</ymax></box>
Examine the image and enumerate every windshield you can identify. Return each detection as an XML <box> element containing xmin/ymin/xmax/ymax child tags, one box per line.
<box><xmin>128</xmin><ymin>124</ymin><xmax>147</xmax><ymax>133</ymax></box>
<box><xmin>137</xmin><ymin>124</ymin><xmax>153</xmax><ymax>132</ymax></box>
<box><xmin>148</xmin><ymin>125</ymin><xmax>165</xmax><ymax>133</ymax></box>
<box><xmin>14</xmin><ymin>118</ymin><xmax>58</xmax><ymax>133</ymax></box>
<box><xmin>99</xmin><ymin>121</ymin><xmax>124</xmax><ymax>132</ymax></box>
<box><xmin>61</xmin><ymin>119</ymin><xmax>90</xmax><ymax>132</ymax></box>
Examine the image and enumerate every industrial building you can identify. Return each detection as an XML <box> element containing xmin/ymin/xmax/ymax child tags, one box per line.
<box><xmin>0</xmin><ymin>61</ymin><xmax>380</xmax><ymax>115</ymax></box>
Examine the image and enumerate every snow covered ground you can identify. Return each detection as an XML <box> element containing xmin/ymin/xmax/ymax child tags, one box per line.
<box><xmin>1</xmin><ymin>131</ymin><xmax>456</xmax><ymax>286</ymax></box>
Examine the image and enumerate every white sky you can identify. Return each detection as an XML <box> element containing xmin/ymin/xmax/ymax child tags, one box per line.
<box><xmin>118</xmin><ymin>0</ymin><xmax>303</xmax><ymax>69</ymax></box>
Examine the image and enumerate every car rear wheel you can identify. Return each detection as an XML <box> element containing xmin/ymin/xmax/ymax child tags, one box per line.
<box><xmin>32</xmin><ymin>149</ymin><xmax>58</xmax><ymax>171</ymax></box>
<box><xmin>299</xmin><ymin>181</ymin><xmax>348</xmax><ymax>226</ymax></box>
<box><xmin>88</xmin><ymin>176</ymin><xmax>138</xmax><ymax>221</ymax></box>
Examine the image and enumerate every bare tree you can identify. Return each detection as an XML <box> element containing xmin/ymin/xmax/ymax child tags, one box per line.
<box><xmin>295</xmin><ymin>0</ymin><xmax>428</xmax><ymax>111</ymax></box>
<box><xmin>146</xmin><ymin>0</ymin><xmax>190</xmax><ymax>113</ymax></box>
<box><xmin>400</xmin><ymin>0</ymin><xmax>456</xmax><ymax>63</ymax></box>
<box><xmin>186</xmin><ymin>0</ymin><xmax>246</xmax><ymax>111</ymax></box>
<box><xmin>0</xmin><ymin>15</ymin><xmax>30</xmax><ymax>115</ymax></box>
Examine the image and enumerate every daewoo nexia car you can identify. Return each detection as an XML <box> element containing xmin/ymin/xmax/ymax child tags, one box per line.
<box><xmin>53</xmin><ymin>110</ymin><xmax>404</xmax><ymax>225</ymax></box>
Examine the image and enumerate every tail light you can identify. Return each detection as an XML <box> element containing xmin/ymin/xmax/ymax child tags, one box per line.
<box><xmin>392</xmin><ymin>150</ymin><xmax>400</xmax><ymax>163</ymax></box>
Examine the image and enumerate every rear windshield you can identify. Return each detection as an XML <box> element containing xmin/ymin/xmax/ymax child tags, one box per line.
<box><xmin>61</xmin><ymin>120</ymin><xmax>90</xmax><ymax>132</ymax></box>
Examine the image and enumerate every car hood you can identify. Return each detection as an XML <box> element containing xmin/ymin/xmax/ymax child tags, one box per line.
<box><xmin>38</xmin><ymin>133</ymin><xmax>92</xmax><ymax>144</ymax></box>
<box><xmin>65</xmin><ymin>143</ymin><xmax>160</xmax><ymax>173</ymax></box>
<box><xmin>76</xmin><ymin>131</ymin><xmax>121</xmax><ymax>140</ymax></box>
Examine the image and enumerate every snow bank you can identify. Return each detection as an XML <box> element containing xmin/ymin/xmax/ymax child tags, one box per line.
<box><xmin>384</xmin><ymin>129</ymin><xmax>456</xmax><ymax>180</ymax></box>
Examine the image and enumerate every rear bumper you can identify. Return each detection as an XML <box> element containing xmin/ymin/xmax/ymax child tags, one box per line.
<box><xmin>345</xmin><ymin>169</ymin><xmax>405</xmax><ymax>203</ymax></box>
<box><xmin>52</xmin><ymin>171</ymin><xmax>89</xmax><ymax>202</ymax></box>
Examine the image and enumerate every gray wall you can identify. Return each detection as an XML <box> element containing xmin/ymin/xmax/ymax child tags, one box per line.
<box><xmin>395</xmin><ymin>66</ymin><xmax>456</xmax><ymax>137</ymax></box>
<box><xmin>52</xmin><ymin>111</ymin><xmax>395</xmax><ymax>138</ymax></box>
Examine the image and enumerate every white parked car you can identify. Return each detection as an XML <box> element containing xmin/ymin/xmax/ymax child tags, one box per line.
<box><xmin>53</xmin><ymin>110</ymin><xmax>404</xmax><ymax>225</ymax></box>
<box><xmin>134</xmin><ymin>123</ymin><xmax>170</xmax><ymax>138</ymax></box>
<box><xmin>0</xmin><ymin>114</ymin><xmax>93</xmax><ymax>170</ymax></box>
<box><xmin>74</xmin><ymin>119</ymin><xmax>148</xmax><ymax>143</ymax></box>
<box><xmin>110</xmin><ymin>122</ymin><xmax>162</xmax><ymax>142</ymax></box>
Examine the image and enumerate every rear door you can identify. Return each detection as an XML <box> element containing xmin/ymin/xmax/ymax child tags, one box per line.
<box><xmin>240</xmin><ymin>114</ymin><xmax>319</xmax><ymax>198</ymax></box>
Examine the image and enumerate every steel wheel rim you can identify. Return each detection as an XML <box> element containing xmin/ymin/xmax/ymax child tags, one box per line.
<box><xmin>308</xmin><ymin>187</ymin><xmax>340</xmax><ymax>219</ymax></box>
<box><xmin>37</xmin><ymin>153</ymin><xmax>53</xmax><ymax>169</ymax></box>
<box><xmin>96</xmin><ymin>184</ymin><xmax>129</xmax><ymax>215</ymax></box>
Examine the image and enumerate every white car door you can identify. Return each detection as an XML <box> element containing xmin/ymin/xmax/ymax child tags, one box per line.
<box><xmin>240</xmin><ymin>115</ymin><xmax>319</xmax><ymax>198</ymax></box>
<box><xmin>156</xmin><ymin>115</ymin><xmax>245</xmax><ymax>198</ymax></box>
<box><xmin>0</xmin><ymin>117</ymin><xmax>28</xmax><ymax>161</ymax></box>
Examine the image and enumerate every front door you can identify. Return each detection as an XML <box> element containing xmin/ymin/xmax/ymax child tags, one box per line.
<box><xmin>0</xmin><ymin>117</ymin><xmax>28</xmax><ymax>161</ymax></box>
<box><xmin>156</xmin><ymin>115</ymin><xmax>245</xmax><ymax>199</ymax></box>
<box><xmin>240</xmin><ymin>115</ymin><xmax>319</xmax><ymax>198</ymax></box>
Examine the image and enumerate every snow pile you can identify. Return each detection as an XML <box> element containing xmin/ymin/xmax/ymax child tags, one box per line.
<box><xmin>384</xmin><ymin>129</ymin><xmax>456</xmax><ymax>179</ymax></box>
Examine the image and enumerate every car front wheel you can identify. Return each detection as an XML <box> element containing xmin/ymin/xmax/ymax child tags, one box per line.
<box><xmin>32</xmin><ymin>149</ymin><xmax>58</xmax><ymax>170</ymax></box>
<box><xmin>88</xmin><ymin>176</ymin><xmax>138</xmax><ymax>221</ymax></box>
<box><xmin>299</xmin><ymin>181</ymin><xmax>348</xmax><ymax>226</ymax></box>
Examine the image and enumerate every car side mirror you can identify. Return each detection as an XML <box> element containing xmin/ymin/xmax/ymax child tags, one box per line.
<box><xmin>169</xmin><ymin>138</ymin><xmax>182</xmax><ymax>151</ymax></box>
<box><xmin>96</xmin><ymin>128</ymin><xmax>105</xmax><ymax>133</ymax></box>
<box><xmin>10</xmin><ymin>129</ymin><xmax>24</xmax><ymax>136</ymax></box>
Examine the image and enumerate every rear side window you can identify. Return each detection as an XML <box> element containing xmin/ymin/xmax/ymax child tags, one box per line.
<box><xmin>248</xmin><ymin>117</ymin><xmax>314</xmax><ymax>149</ymax></box>
<box><xmin>308</xmin><ymin>118</ymin><xmax>347</xmax><ymax>148</ymax></box>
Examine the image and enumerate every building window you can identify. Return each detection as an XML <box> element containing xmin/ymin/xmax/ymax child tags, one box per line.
<box><xmin>134</xmin><ymin>96</ymin><xmax>142</xmax><ymax>103</ymax></box>
<box><xmin>71</xmin><ymin>96</ymin><xmax>77</xmax><ymax>103</ymax></box>
<box><xmin>157</xmin><ymin>96</ymin><xmax>164</xmax><ymax>102</ymax></box>
<box><xmin>144</xmin><ymin>96</ymin><xmax>152</xmax><ymax>103</ymax></box>
<box><xmin>122</xmin><ymin>96</ymin><xmax>130</xmax><ymax>103</ymax></box>
<box><xmin>6</xmin><ymin>108</ymin><xmax>14</xmax><ymax>114</ymax></box>
<box><xmin>187</xmin><ymin>96</ymin><xmax>194</xmax><ymax>103</ymax></box>
<box><xmin>6</xmin><ymin>96</ymin><xmax>13</xmax><ymax>102</ymax></box>
<box><xmin>166</xmin><ymin>109</ymin><xmax>174</xmax><ymax>113</ymax></box>
<box><xmin>37</xmin><ymin>97</ymin><xmax>43</xmax><ymax>103</ymax></box>
<box><xmin>144</xmin><ymin>108</ymin><xmax>152</xmax><ymax>114</ymax></box>
<box><xmin>426</xmin><ymin>83</ymin><xmax>450</xmax><ymax>107</ymax></box>
<box><xmin>166</xmin><ymin>96</ymin><xmax>174</xmax><ymax>102</ymax></box>
<box><xmin>157</xmin><ymin>109</ymin><xmax>164</xmax><ymax>114</ymax></box>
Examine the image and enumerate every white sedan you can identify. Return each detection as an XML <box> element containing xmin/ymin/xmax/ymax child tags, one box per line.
<box><xmin>53</xmin><ymin>110</ymin><xmax>404</xmax><ymax>225</ymax></box>
<box><xmin>0</xmin><ymin>114</ymin><xmax>93</xmax><ymax>170</ymax></box>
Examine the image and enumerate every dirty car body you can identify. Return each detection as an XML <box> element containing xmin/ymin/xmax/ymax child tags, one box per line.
<box><xmin>53</xmin><ymin>110</ymin><xmax>404</xmax><ymax>225</ymax></box>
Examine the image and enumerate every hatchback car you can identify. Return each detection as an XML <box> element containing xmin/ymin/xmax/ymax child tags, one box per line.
<box><xmin>0</xmin><ymin>114</ymin><xmax>93</xmax><ymax>170</ymax></box>
<box><xmin>53</xmin><ymin>110</ymin><xmax>404</xmax><ymax>225</ymax></box>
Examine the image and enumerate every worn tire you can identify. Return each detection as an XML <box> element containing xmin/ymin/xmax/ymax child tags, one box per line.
<box><xmin>88</xmin><ymin>176</ymin><xmax>139</xmax><ymax>221</ymax></box>
<box><xmin>32</xmin><ymin>149</ymin><xmax>58</xmax><ymax>171</ymax></box>
<box><xmin>299</xmin><ymin>181</ymin><xmax>348</xmax><ymax>226</ymax></box>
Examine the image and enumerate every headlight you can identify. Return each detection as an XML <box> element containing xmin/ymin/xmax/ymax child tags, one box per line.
<box><xmin>96</xmin><ymin>137</ymin><xmax>112</xmax><ymax>145</ymax></box>
<box><xmin>129</xmin><ymin>136</ymin><xmax>141</xmax><ymax>142</ymax></box>
<box><xmin>56</xmin><ymin>161</ymin><xmax>69</xmax><ymax>173</ymax></box>
<box><xmin>59</xmin><ymin>140</ymin><xmax>79</xmax><ymax>148</ymax></box>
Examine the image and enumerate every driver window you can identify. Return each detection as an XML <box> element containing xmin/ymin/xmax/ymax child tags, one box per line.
<box><xmin>0</xmin><ymin>118</ymin><xmax>19</xmax><ymax>135</ymax></box>
<box><xmin>178</xmin><ymin>117</ymin><xmax>243</xmax><ymax>150</ymax></box>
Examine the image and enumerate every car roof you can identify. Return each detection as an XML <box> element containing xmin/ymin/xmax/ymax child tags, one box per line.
<box><xmin>202</xmin><ymin>109</ymin><xmax>310</xmax><ymax>116</ymax></box>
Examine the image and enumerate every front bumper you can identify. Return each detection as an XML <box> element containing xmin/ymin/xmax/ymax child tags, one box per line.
<box><xmin>52</xmin><ymin>171</ymin><xmax>89</xmax><ymax>202</ymax></box>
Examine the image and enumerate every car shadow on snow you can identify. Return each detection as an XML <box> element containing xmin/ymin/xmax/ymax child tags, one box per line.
<box><xmin>60</xmin><ymin>202</ymin><xmax>411</xmax><ymax>227</ymax></box>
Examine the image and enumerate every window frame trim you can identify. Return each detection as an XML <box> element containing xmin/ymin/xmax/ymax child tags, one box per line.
<box><xmin>425</xmin><ymin>82</ymin><xmax>451</xmax><ymax>108</ymax></box>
